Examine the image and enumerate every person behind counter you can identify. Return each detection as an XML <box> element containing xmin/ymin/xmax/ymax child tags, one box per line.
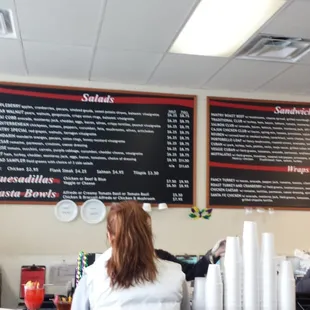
<box><xmin>72</xmin><ymin>201</ymin><xmax>190</xmax><ymax>310</ymax></box>
<box><xmin>296</xmin><ymin>269</ymin><xmax>310</xmax><ymax>293</ymax></box>
<box><xmin>155</xmin><ymin>238</ymin><xmax>226</xmax><ymax>281</ymax></box>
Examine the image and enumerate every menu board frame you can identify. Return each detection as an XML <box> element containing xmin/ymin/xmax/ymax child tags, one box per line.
<box><xmin>207</xmin><ymin>96</ymin><xmax>310</xmax><ymax>211</ymax></box>
<box><xmin>0</xmin><ymin>81</ymin><xmax>197</xmax><ymax>207</ymax></box>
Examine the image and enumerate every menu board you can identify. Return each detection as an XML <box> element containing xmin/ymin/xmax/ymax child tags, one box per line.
<box><xmin>0</xmin><ymin>83</ymin><xmax>196</xmax><ymax>206</ymax></box>
<box><xmin>208</xmin><ymin>97</ymin><xmax>310</xmax><ymax>210</ymax></box>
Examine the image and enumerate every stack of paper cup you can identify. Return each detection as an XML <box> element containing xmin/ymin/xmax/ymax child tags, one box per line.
<box><xmin>278</xmin><ymin>261</ymin><xmax>295</xmax><ymax>310</ymax></box>
<box><xmin>224</xmin><ymin>236</ymin><xmax>242</xmax><ymax>310</ymax></box>
<box><xmin>205</xmin><ymin>264</ymin><xmax>223</xmax><ymax>310</ymax></box>
<box><xmin>192</xmin><ymin>277</ymin><xmax>206</xmax><ymax>310</ymax></box>
<box><xmin>243</xmin><ymin>221</ymin><xmax>259</xmax><ymax>310</ymax></box>
<box><xmin>261</xmin><ymin>233</ymin><xmax>277</xmax><ymax>310</ymax></box>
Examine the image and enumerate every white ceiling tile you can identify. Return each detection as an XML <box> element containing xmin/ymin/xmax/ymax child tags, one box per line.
<box><xmin>0</xmin><ymin>39</ymin><xmax>26</xmax><ymax>75</ymax></box>
<box><xmin>203</xmin><ymin>59</ymin><xmax>290</xmax><ymax>91</ymax></box>
<box><xmin>297</xmin><ymin>51</ymin><xmax>310</xmax><ymax>64</ymax></box>
<box><xmin>148</xmin><ymin>54</ymin><xmax>228</xmax><ymax>88</ymax></box>
<box><xmin>1</xmin><ymin>0</ymin><xmax>14</xmax><ymax>7</ymax></box>
<box><xmin>257</xmin><ymin>64</ymin><xmax>310</xmax><ymax>94</ymax></box>
<box><xmin>24</xmin><ymin>42</ymin><xmax>92</xmax><ymax>79</ymax></box>
<box><xmin>263</xmin><ymin>1</ymin><xmax>310</xmax><ymax>38</ymax></box>
<box><xmin>15</xmin><ymin>0</ymin><xmax>104</xmax><ymax>45</ymax></box>
<box><xmin>98</xmin><ymin>0</ymin><xmax>197</xmax><ymax>52</ymax></box>
<box><xmin>91</xmin><ymin>49</ymin><xmax>163</xmax><ymax>84</ymax></box>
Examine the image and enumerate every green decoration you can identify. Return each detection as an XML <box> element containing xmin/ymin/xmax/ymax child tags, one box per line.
<box><xmin>189</xmin><ymin>207</ymin><xmax>213</xmax><ymax>220</ymax></box>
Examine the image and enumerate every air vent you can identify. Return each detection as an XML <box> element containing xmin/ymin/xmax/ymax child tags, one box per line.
<box><xmin>0</xmin><ymin>9</ymin><xmax>16</xmax><ymax>38</ymax></box>
<box><xmin>236</xmin><ymin>34</ymin><xmax>310</xmax><ymax>63</ymax></box>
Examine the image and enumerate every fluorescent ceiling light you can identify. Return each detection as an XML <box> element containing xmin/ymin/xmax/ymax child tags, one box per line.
<box><xmin>170</xmin><ymin>0</ymin><xmax>286</xmax><ymax>57</ymax></box>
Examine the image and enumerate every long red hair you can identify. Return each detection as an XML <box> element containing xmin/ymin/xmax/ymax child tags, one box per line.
<box><xmin>106</xmin><ymin>201</ymin><xmax>158</xmax><ymax>288</ymax></box>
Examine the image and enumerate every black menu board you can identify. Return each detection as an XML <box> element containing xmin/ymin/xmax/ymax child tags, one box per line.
<box><xmin>208</xmin><ymin>97</ymin><xmax>310</xmax><ymax>210</ymax></box>
<box><xmin>0</xmin><ymin>83</ymin><xmax>196</xmax><ymax>206</ymax></box>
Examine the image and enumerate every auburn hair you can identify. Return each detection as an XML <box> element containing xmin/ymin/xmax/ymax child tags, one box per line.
<box><xmin>106</xmin><ymin>201</ymin><xmax>158</xmax><ymax>288</ymax></box>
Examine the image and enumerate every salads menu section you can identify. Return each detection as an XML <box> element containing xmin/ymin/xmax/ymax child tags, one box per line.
<box><xmin>208</xmin><ymin>98</ymin><xmax>310</xmax><ymax>209</ymax></box>
<box><xmin>0</xmin><ymin>83</ymin><xmax>196</xmax><ymax>206</ymax></box>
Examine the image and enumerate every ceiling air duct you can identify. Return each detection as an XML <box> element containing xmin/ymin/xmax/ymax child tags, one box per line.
<box><xmin>236</xmin><ymin>34</ymin><xmax>310</xmax><ymax>63</ymax></box>
<box><xmin>0</xmin><ymin>9</ymin><xmax>16</xmax><ymax>38</ymax></box>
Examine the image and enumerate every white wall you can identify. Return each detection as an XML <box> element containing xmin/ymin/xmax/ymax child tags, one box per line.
<box><xmin>1</xmin><ymin>74</ymin><xmax>310</xmax><ymax>308</ymax></box>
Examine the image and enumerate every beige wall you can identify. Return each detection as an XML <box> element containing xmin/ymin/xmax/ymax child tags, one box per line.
<box><xmin>0</xmin><ymin>74</ymin><xmax>310</xmax><ymax>307</ymax></box>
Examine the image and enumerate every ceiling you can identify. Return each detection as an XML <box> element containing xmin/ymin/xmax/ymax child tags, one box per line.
<box><xmin>1</xmin><ymin>0</ymin><xmax>310</xmax><ymax>95</ymax></box>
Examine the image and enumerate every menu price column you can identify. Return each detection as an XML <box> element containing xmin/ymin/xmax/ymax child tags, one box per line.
<box><xmin>178</xmin><ymin>110</ymin><xmax>191</xmax><ymax>166</ymax></box>
<box><xmin>166</xmin><ymin>109</ymin><xmax>179</xmax><ymax>201</ymax></box>
<box><xmin>166</xmin><ymin>109</ymin><xmax>179</xmax><ymax>168</ymax></box>
<box><xmin>165</xmin><ymin>109</ymin><xmax>192</xmax><ymax>203</ymax></box>
<box><xmin>178</xmin><ymin>110</ymin><xmax>191</xmax><ymax>193</ymax></box>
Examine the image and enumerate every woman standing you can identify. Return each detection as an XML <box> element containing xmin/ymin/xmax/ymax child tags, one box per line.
<box><xmin>72</xmin><ymin>201</ymin><xmax>190</xmax><ymax>310</ymax></box>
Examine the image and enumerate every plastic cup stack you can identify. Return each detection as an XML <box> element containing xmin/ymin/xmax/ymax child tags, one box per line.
<box><xmin>189</xmin><ymin>221</ymin><xmax>295</xmax><ymax>310</ymax></box>
<box><xmin>243</xmin><ymin>221</ymin><xmax>260</xmax><ymax>310</ymax></box>
<box><xmin>261</xmin><ymin>233</ymin><xmax>277</xmax><ymax>310</ymax></box>
<box><xmin>236</xmin><ymin>237</ymin><xmax>243</xmax><ymax>306</ymax></box>
<box><xmin>224</xmin><ymin>236</ymin><xmax>242</xmax><ymax>310</ymax></box>
<box><xmin>192</xmin><ymin>277</ymin><xmax>206</xmax><ymax>310</ymax></box>
<box><xmin>205</xmin><ymin>264</ymin><xmax>223</xmax><ymax>310</ymax></box>
<box><xmin>278</xmin><ymin>260</ymin><xmax>295</xmax><ymax>310</ymax></box>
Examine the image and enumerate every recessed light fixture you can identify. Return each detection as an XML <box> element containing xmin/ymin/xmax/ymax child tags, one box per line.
<box><xmin>170</xmin><ymin>0</ymin><xmax>286</xmax><ymax>57</ymax></box>
<box><xmin>0</xmin><ymin>9</ymin><xmax>16</xmax><ymax>38</ymax></box>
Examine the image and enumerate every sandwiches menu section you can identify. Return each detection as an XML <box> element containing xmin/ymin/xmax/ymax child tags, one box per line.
<box><xmin>208</xmin><ymin>98</ymin><xmax>310</xmax><ymax>209</ymax></box>
<box><xmin>0</xmin><ymin>84</ymin><xmax>195</xmax><ymax>205</ymax></box>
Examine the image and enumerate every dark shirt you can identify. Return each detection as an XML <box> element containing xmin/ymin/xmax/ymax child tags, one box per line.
<box><xmin>155</xmin><ymin>248</ymin><xmax>218</xmax><ymax>281</ymax></box>
<box><xmin>296</xmin><ymin>269</ymin><xmax>310</xmax><ymax>293</ymax></box>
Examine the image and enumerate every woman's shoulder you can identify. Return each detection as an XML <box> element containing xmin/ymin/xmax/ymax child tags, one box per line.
<box><xmin>156</xmin><ymin>258</ymin><xmax>184</xmax><ymax>274</ymax></box>
<box><xmin>154</xmin><ymin>259</ymin><xmax>186</xmax><ymax>293</ymax></box>
<box><xmin>84</xmin><ymin>256</ymin><xmax>109</xmax><ymax>283</ymax></box>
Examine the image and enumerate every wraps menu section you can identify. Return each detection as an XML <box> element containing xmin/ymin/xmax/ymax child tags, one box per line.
<box><xmin>0</xmin><ymin>83</ymin><xmax>196</xmax><ymax>206</ymax></box>
<box><xmin>208</xmin><ymin>98</ymin><xmax>310</xmax><ymax>209</ymax></box>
